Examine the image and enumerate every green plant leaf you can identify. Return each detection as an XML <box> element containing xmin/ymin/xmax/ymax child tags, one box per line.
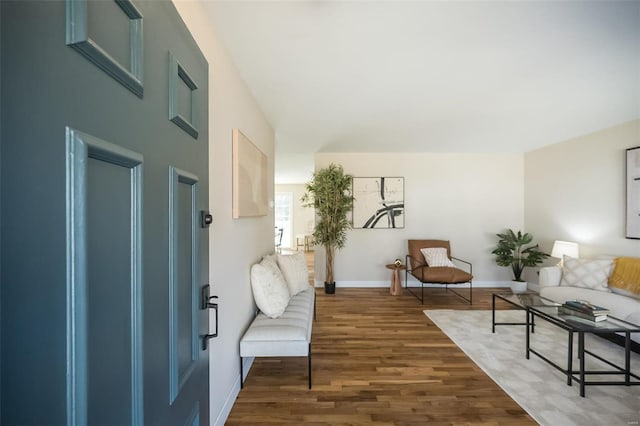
<box><xmin>492</xmin><ymin>228</ymin><xmax>550</xmax><ymax>281</ymax></box>
<box><xmin>302</xmin><ymin>163</ymin><xmax>354</xmax><ymax>283</ymax></box>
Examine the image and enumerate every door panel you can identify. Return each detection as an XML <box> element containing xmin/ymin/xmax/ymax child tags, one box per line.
<box><xmin>169</xmin><ymin>167</ymin><xmax>200</xmax><ymax>404</ymax></box>
<box><xmin>86</xmin><ymin>143</ymin><xmax>137</xmax><ymax>426</ymax></box>
<box><xmin>87</xmin><ymin>0</ymin><xmax>132</xmax><ymax>67</ymax></box>
<box><xmin>87</xmin><ymin>157</ymin><xmax>132</xmax><ymax>425</ymax></box>
<box><xmin>66</xmin><ymin>128</ymin><xmax>144</xmax><ymax>426</ymax></box>
<box><xmin>1</xmin><ymin>1</ymin><xmax>209</xmax><ymax>425</ymax></box>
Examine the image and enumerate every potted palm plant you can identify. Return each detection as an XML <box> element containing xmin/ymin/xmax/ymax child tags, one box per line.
<box><xmin>302</xmin><ymin>164</ymin><xmax>354</xmax><ymax>294</ymax></box>
<box><xmin>491</xmin><ymin>229</ymin><xmax>550</xmax><ymax>293</ymax></box>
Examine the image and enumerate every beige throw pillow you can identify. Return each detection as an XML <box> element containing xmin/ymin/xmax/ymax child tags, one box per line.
<box><xmin>420</xmin><ymin>247</ymin><xmax>456</xmax><ymax>268</ymax></box>
<box><xmin>250</xmin><ymin>257</ymin><xmax>291</xmax><ymax>318</ymax></box>
<box><xmin>277</xmin><ymin>252</ymin><xmax>310</xmax><ymax>296</ymax></box>
<box><xmin>560</xmin><ymin>256</ymin><xmax>613</xmax><ymax>292</ymax></box>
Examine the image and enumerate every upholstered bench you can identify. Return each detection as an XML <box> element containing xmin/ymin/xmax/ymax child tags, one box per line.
<box><xmin>240</xmin><ymin>252</ymin><xmax>315</xmax><ymax>388</ymax></box>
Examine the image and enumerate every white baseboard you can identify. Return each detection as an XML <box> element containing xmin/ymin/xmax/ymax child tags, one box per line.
<box><xmin>314</xmin><ymin>280</ymin><xmax>513</xmax><ymax>288</ymax></box>
<box><xmin>212</xmin><ymin>357</ymin><xmax>254</xmax><ymax>426</ymax></box>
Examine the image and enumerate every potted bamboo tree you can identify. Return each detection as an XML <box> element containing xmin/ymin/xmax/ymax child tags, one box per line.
<box><xmin>491</xmin><ymin>229</ymin><xmax>550</xmax><ymax>293</ymax></box>
<box><xmin>302</xmin><ymin>164</ymin><xmax>354</xmax><ymax>294</ymax></box>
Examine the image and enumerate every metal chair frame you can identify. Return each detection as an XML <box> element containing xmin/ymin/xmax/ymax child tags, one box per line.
<box><xmin>404</xmin><ymin>254</ymin><xmax>473</xmax><ymax>304</ymax></box>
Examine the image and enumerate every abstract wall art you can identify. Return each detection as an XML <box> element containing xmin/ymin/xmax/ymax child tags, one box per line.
<box><xmin>352</xmin><ymin>177</ymin><xmax>404</xmax><ymax>229</ymax></box>
<box><xmin>626</xmin><ymin>146</ymin><xmax>640</xmax><ymax>239</ymax></box>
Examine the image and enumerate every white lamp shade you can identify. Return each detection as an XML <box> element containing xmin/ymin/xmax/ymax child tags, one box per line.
<box><xmin>551</xmin><ymin>240</ymin><xmax>579</xmax><ymax>259</ymax></box>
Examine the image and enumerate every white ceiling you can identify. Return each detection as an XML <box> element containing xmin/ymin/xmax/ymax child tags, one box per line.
<box><xmin>203</xmin><ymin>0</ymin><xmax>640</xmax><ymax>183</ymax></box>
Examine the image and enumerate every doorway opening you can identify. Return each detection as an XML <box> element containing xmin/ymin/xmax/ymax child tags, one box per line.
<box><xmin>275</xmin><ymin>192</ymin><xmax>293</xmax><ymax>249</ymax></box>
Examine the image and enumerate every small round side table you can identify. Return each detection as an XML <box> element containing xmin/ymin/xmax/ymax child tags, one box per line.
<box><xmin>385</xmin><ymin>263</ymin><xmax>406</xmax><ymax>296</ymax></box>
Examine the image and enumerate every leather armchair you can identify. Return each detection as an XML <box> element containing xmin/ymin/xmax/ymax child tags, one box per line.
<box><xmin>405</xmin><ymin>239</ymin><xmax>473</xmax><ymax>304</ymax></box>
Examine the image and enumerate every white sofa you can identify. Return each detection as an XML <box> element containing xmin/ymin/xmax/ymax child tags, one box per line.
<box><xmin>540</xmin><ymin>266</ymin><xmax>640</xmax><ymax>321</ymax></box>
<box><xmin>539</xmin><ymin>261</ymin><xmax>640</xmax><ymax>343</ymax></box>
<box><xmin>240</xmin><ymin>252</ymin><xmax>315</xmax><ymax>388</ymax></box>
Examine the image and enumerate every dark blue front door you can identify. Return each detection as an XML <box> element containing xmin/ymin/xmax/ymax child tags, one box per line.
<box><xmin>1</xmin><ymin>1</ymin><xmax>209</xmax><ymax>424</ymax></box>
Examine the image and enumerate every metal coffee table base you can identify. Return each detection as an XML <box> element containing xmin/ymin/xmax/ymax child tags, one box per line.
<box><xmin>526</xmin><ymin>307</ymin><xmax>640</xmax><ymax>397</ymax></box>
<box><xmin>491</xmin><ymin>293</ymin><xmax>537</xmax><ymax>333</ymax></box>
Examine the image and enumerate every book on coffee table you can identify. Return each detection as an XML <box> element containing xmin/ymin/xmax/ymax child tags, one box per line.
<box><xmin>563</xmin><ymin>299</ymin><xmax>609</xmax><ymax>315</ymax></box>
<box><xmin>559</xmin><ymin>305</ymin><xmax>607</xmax><ymax>322</ymax></box>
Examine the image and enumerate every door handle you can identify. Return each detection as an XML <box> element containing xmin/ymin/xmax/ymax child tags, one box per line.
<box><xmin>201</xmin><ymin>284</ymin><xmax>218</xmax><ymax>309</ymax></box>
<box><xmin>201</xmin><ymin>284</ymin><xmax>218</xmax><ymax>350</ymax></box>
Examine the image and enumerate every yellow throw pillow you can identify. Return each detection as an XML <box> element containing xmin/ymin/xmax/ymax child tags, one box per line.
<box><xmin>608</xmin><ymin>257</ymin><xmax>640</xmax><ymax>298</ymax></box>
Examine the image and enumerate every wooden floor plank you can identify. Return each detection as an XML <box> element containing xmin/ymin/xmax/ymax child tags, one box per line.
<box><xmin>227</xmin><ymin>284</ymin><xmax>535</xmax><ymax>425</ymax></box>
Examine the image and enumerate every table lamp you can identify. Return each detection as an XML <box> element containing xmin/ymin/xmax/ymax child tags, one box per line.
<box><xmin>551</xmin><ymin>240</ymin><xmax>579</xmax><ymax>266</ymax></box>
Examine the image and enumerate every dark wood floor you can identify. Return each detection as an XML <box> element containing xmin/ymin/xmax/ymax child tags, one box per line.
<box><xmin>227</xmin><ymin>284</ymin><xmax>535</xmax><ymax>425</ymax></box>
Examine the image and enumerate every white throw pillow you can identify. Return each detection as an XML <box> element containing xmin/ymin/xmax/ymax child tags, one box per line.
<box><xmin>250</xmin><ymin>257</ymin><xmax>290</xmax><ymax>318</ymax></box>
<box><xmin>420</xmin><ymin>247</ymin><xmax>455</xmax><ymax>268</ymax></box>
<box><xmin>560</xmin><ymin>256</ymin><xmax>613</xmax><ymax>292</ymax></box>
<box><xmin>277</xmin><ymin>252</ymin><xmax>310</xmax><ymax>296</ymax></box>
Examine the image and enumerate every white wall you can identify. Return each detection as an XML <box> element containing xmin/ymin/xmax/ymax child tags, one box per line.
<box><xmin>524</xmin><ymin>119</ymin><xmax>640</xmax><ymax>264</ymax></box>
<box><xmin>275</xmin><ymin>183</ymin><xmax>315</xmax><ymax>249</ymax></box>
<box><xmin>314</xmin><ymin>152</ymin><xmax>525</xmax><ymax>287</ymax></box>
<box><xmin>173</xmin><ymin>2</ymin><xmax>274</xmax><ymax>425</ymax></box>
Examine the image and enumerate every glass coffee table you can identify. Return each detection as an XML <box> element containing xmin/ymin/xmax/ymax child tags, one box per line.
<box><xmin>491</xmin><ymin>292</ymin><xmax>559</xmax><ymax>333</ymax></box>
<box><xmin>527</xmin><ymin>304</ymin><xmax>640</xmax><ymax>397</ymax></box>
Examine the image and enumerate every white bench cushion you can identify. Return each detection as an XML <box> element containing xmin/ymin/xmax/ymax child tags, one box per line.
<box><xmin>240</xmin><ymin>288</ymin><xmax>314</xmax><ymax>357</ymax></box>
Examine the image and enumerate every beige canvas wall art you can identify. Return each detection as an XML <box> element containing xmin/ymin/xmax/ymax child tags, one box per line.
<box><xmin>232</xmin><ymin>129</ymin><xmax>268</xmax><ymax>218</ymax></box>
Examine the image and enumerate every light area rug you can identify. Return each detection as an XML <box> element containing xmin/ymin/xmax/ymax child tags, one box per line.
<box><xmin>424</xmin><ymin>309</ymin><xmax>640</xmax><ymax>426</ymax></box>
